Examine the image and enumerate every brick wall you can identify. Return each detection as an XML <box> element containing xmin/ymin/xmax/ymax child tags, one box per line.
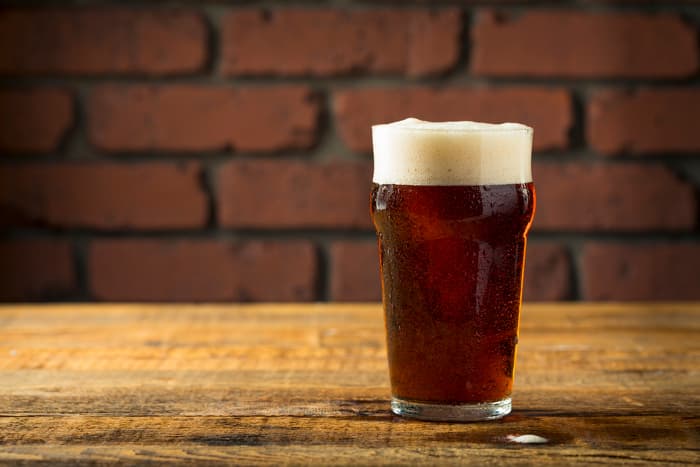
<box><xmin>1</xmin><ymin>2</ymin><xmax>699</xmax><ymax>302</ymax></box>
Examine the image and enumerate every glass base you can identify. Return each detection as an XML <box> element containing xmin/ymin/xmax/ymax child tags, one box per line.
<box><xmin>391</xmin><ymin>397</ymin><xmax>511</xmax><ymax>422</ymax></box>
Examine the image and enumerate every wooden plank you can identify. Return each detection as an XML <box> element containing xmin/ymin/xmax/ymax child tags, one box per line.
<box><xmin>0</xmin><ymin>303</ymin><xmax>698</xmax><ymax>465</ymax></box>
<box><xmin>2</xmin><ymin>385</ymin><xmax>697</xmax><ymax>417</ymax></box>
<box><xmin>0</xmin><ymin>302</ymin><xmax>698</xmax><ymax>327</ymax></box>
<box><xmin>0</xmin><ymin>415</ymin><xmax>698</xmax><ymax>450</ymax></box>
<box><xmin>2</xmin><ymin>444</ymin><xmax>697</xmax><ymax>466</ymax></box>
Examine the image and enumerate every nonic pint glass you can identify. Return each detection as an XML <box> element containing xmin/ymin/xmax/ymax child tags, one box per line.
<box><xmin>370</xmin><ymin>119</ymin><xmax>535</xmax><ymax>421</ymax></box>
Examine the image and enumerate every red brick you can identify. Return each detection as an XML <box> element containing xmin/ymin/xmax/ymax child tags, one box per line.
<box><xmin>221</xmin><ymin>8</ymin><xmax>460</xmax><ymax>77</ymax></box>
<box><xmin>523</xmin><ymin>244</ymin><xmax>572</xmax><ymax>301</ymax></box>
<box><xmin>0</xmin><ymin>163</ymin><xmax>206</xmax><ymax>230</ymax></box>
<box><xmin>218</xmin><ymin>160</ymin><xmax>372</xmax><ymax>229</ymax></box>
<box><xmin>0</xmin><ymin>88</ymin><xmax>73</xmax><ymax>153</ymax></box>
<box><xmin>582</xmin><ymin>243</ymin><xmax>700</xmax><ymax>300</ymax></box>
<box><xmin>89</xmin><ymin>239</ymin><xmax>317</xmax><ymax>302</ymax></box>
<box><xmin>533</xmin><ymin>163</ymin><xmax>695</xmax><ymax>231</ymax></box>
<box><xmin>0</xmin><ymin>8</ymin><xmax>206</xmax><ymax>75</ymax></box>
<box><xmin>472</xmin><ymin>10</ymin><xmax>697</xmax><ymax>78</ymax></box>
<box><xmin>588</xmin><ymin>89</ymin><xmax>700</xmax><ymax>155</ymax></box>
<box><xmin>329</xmin><ymin>242</ymin><xmax>381</xmax><ymax>302</ymax></box>
<box><xmin>88</xmin><ymin>85</ymin><xmax>319</xmax><ymax>152</ymax></box>
<box><xmin>0</xmin><ymin>239</ymin><xmax>75</xmax><ymax>301</ymax></box>
<box><xmin>334</xmin><ymin>87</ymin><xmax>571</xmax><ymax>153</ymax></box>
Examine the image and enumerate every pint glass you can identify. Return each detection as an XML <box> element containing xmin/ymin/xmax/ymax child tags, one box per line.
<box><xmin>370</xmin><ymin>119</ymin><xmax>535</xmax><ymax>421</ymax></box>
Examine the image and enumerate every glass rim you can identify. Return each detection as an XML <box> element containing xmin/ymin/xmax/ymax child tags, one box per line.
<box><xmin>372</xmin><ymin>121</ymin><xmax>533</xmax><ymax>134</ymax></box>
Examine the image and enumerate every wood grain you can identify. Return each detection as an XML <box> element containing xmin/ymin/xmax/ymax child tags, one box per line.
<box><xmin>0</xmin><ymin>303</ymin><xmax>698</xmax><ymax>465</ymax></box>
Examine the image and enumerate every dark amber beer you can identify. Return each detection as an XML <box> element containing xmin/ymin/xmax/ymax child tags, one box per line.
<box><xmin>371</xmin><ymin>119</ymin><xmax>535</xmax><ymax>421</ymax></box>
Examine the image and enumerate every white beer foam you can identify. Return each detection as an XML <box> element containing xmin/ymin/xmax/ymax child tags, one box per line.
<box><xmin>372</xmin><ymin>118</ymin><xmax>533</xmax><ymax>185</ymax></box>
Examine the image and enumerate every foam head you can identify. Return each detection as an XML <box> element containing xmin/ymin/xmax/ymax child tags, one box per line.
<box><xmin>371</xmin><ymin>118</ymin><xmax>533</xmax><ymax>186</ymax></box>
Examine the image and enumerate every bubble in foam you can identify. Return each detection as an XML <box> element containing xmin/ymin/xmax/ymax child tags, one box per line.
<box><xmin>372</xmin><ymin>118</ymin><xmax>533</xmax><ymax>186</ymax></box>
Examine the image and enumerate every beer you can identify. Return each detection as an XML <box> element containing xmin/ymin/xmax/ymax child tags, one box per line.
<box><xmin>370</xmin><ymin>118</ymin><xmax>535</xmax><ymax>421</ymax></box>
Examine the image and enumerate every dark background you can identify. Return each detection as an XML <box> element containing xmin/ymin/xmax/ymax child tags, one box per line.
<box><xmin>0</xmin><ymin>0</ymin><xmax>699</xmax><ymax>302</ymax></box>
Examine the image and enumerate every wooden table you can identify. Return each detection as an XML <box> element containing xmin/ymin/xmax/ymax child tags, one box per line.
<box><xmin>0</xmin><ymin>303</ymin><xmax>698</xmax><ymax>465</ymax></box>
